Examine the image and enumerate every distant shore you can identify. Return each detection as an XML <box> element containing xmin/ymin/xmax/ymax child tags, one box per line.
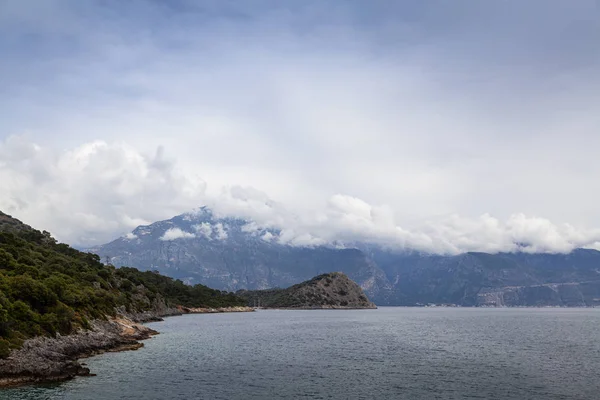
<box><xmin>254</xmin><ymin>305</ymin><xmax>377</xmax><ymax>310</ymax></box>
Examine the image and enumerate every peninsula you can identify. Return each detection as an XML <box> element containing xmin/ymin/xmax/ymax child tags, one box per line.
<box><xmin>237</xmin><ymin>272</ymin><xmax>377</xmax><ymax>309</ymax></box>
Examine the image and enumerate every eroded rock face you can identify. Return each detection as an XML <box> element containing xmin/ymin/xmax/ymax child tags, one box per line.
<box><xmin>0</xmin><ymin>318</ymin><xmax>158</xmax><ymax>388</ymax></box>
<box><xmin>117</xmin><ymin>295</ymin><xmax>182</xmax><ymax>322</ymax></box>
<box><xmin>238</xmin><ymin>272</ymin><xmax>377</xmax><ymax>309</ymax></box>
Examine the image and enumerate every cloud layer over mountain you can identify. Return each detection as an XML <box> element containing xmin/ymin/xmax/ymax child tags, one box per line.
<box><xmin>1</xmin><ymin>1</ymin><xmax>599</xmax><ymax>253</ymax></box>
<box><xmin>2</xmin><ymin>136</ymin><xmax>600</xmax><ymax>254</ymax></box>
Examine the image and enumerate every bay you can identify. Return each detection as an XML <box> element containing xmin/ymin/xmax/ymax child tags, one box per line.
<box><xmin>4</xmin><ymin>307</ymin><xmax>600</xmax><ymax>399</ymax></box>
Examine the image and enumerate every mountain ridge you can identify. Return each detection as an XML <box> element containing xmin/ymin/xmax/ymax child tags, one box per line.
<box><xmin>89</xmin><ymin>209</ymin><xmax>600</xmax><ymax>307</ymax></box>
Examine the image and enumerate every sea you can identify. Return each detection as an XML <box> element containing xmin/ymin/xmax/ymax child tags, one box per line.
<box><xmin>3</xmin><ymin>307</ymin><xmax>600</xmax><ymax>399</ymax></box>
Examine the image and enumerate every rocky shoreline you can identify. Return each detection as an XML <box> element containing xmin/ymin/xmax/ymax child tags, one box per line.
<box><xmin>260</xmin><ymin>305</ymin><xmax>377</xmax><ymax>310</ymax></box>
<box><xmin>178</xmin><ymin>305</ymin><xmax>254</xmax><ymax>314</ymax></box>
<box><xmin>0</xmin><ymin>306</ymin><xmax>254</xmax><ymax>388</ymax></box>
<box><xmin>0</xmin><ymin>317</ymin><xmax>158</xmax><ymax>388</ymax></box>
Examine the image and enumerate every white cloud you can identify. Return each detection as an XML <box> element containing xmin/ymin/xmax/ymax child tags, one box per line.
<box><xmin>214</xmin><ymin>223</ymin><xmax>228</xmax><ymax>241</ymax></box>
<box><xmin>160</xmin><ymin>227</ymin><xmax>196</xmax><ymax>241</ymax></box>
<box><xmin>192</xmin><ymin>222</ymin><xmax>213</xmax><ymax>239</ymax></box>
<box><xmin>279</xmin><ymin>231</ymin><xmax>326</xmax><ymax>247</ymax></box>
<box><xmin>0</xmin><ymin>136</ymin><xmax>206</xmax><ymax>246</ymax></box>
<box><xmin>124</xmin><ymin>232</ymin><xmax>138</xmax><ymax>240</ymax></box>
<box><xmin>3</xmin><ymin>136</ymin><xmax>600</xmax><ymax>254</ymax></box>
<box><xmin>261</xmin><ymin>231</ymin><xmax>275</xmax><ymax>242</ymax></box>
<box><xmin>241</xmin><ymin>222</ymin><xmax>263</xmax><ymax>236</ymax></box>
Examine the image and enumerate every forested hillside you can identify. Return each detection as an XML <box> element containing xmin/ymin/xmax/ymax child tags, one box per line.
<box><xmin>0</xmin><ymin>211</ymin><xmax>244</xmax><ymax>358</ymax></box>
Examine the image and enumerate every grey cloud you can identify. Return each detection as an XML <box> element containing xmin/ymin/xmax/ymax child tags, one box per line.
<box><xmin>1</xmin><ymin>2</ymin><xmax>599</xmax><ymax>251</ymax></box>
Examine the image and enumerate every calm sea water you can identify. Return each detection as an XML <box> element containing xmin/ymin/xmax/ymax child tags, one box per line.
<box><xmin>4</xmin><ymin>307</ymin><xmax>600</xmax><ymax>399</ymax></box>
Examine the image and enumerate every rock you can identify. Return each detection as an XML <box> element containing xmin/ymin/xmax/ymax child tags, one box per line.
<box><xmin>0</xmin><ymin>317</ymin><xmax>159</xmax><ymax>388</ymax></box>
<box><xmin>115</xmin><ymin>295</ymin><xmax>183</xmax><ymax>323</ymax></box>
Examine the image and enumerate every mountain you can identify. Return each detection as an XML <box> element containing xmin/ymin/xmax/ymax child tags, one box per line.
<box><xmin>88</xmin><ymin>208</ymin><xmax>391</xmax><ymax>301</ymax></box>
<box><xmin>237</xmin><ymin>272</ymin><xmax>377</xmax><ymax>309</ymax></box>
<box><xmin>367</xmin><ymin>249</ymin><xmax>600</xmax><ymax>306</ymax></box>
<box><xmin>90</xmin><ymin>209</ymin><xmax>600</xmax><ymax>307</ymax></box>
<box><xmin>0</xmin><ymin>210</ymin><xmax>245</xmax><ymax>359</ymax></box>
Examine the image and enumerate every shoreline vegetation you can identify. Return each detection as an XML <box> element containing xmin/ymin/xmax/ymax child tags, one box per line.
<box><xmin>0</xmin><ymin>211</ymin><xmax>250</xmax><ymax>387</ymax></box>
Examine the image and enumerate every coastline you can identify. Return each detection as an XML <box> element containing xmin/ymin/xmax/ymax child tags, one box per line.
<box><xmin>178</xmin><ymin>306</ymin><xmax>254</xmax><ymax>314</ymax></box>
<box><xmin>0</xmin><ymin>306</ymin><xmax>254</xmax><ymax>388</ymax></box>
<box><xmin>0</xmin><ymin>317</ymin><xmax>158</xmax><ymax>388</ymax></box>
<box><xmin>257</xmin><ymin>305</ymin><xmax>378</xmax><ymax>310</ymax></box>
<box><xmin>0</xmin><ymin>305</ymin><xmax>375</xmax><ymax>388</ymax></box>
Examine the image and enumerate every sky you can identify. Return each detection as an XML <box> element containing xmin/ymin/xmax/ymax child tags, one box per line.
<box><xmin>1</xmin><ymin>0</ymin><xmax>600</xmax><ymax>253</ymax></box>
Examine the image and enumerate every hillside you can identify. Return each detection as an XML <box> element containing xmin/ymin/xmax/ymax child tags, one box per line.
<box><xmin>88</xmin><ymin>208</ymin><xmax>390</xmax><ymax>298</ymax></box>
<box><xmin>0</xmin><ymin>211</ymin><xmax>245</xmax><ymax>361</ymax></box>
<box><xmin>237</xmin><ymin>272</ymin><xmax>376</xmax><ymax>309</ymax></box>
<box><xmin>0</xmin><ymin>211</ymin><xmax>37</xmax><ymax>235</ymax></box>
<box><xmin>90</xmin><ymin>209</ymin><xmax>600</xmax><ymax>307</ymax></box>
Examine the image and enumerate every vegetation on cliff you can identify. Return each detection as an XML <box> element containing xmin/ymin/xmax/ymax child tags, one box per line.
<box><xmin>237</xmin><ymin>272</ymin><xmax>376</xmax><ymax>309</ymax></box>
<box><xmin>0</xmin><ymin>211</ymin><xmax>245</xmax><ymax>358</ymax></box>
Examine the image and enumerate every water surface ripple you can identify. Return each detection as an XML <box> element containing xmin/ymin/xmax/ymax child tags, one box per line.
<box><xmin>5</xmin><ymin>307</ymin><xmax>600</xmax><ymax>399</ymax></box>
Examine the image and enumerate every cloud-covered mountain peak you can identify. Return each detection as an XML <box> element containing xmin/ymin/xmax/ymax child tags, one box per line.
<box><xmin>117</xmin><ymin>207</ymin><xmax>283</xmax><ymax>247</ymax></box>
<box><xmin>89</xmin><ymin>209</ymin><xmax>600</xmax><ymax>307</ymax></box>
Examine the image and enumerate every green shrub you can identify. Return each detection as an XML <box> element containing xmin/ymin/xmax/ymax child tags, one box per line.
<box><xmin>0</xmin><ymin>338</ymin><xmax>11</xmax><ymax>358</ymax></box>
<box><xmin>0</xmin><ymin>226</ymin><xmax>245</xmax><ymax>349</ymax></box>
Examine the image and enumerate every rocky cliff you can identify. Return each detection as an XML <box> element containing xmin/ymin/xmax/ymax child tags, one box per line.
<box><xmin>0</xmin><ymin>317</ymin><xmax>158</xmax><ymax>387</ymax></box>
<box><xmin>237</xmin><ymin>272</ymin><xmax>377</xmax><ymax>309</ymax></box>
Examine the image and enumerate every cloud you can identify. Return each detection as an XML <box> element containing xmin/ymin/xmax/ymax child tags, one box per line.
<box><xmin>0</xmin><ymin>136</ymin><xmax>206</xmax><ymax>246</ymax></box>
<box><xmin>261</xmin><ymin>231</ymin><xmax>275</xmax><ymax>242</ymax></box>
<box><xmin>241</xmin><ymin>222</ymin><xmax>260</xmax><ymax>235</ymax></box>
<box><xmin>192</xmin><ymin>223</ymin><xmax>213</xmax><ymax>239</ymax></box>
<box><xmin>1</xmin><ymin>2</ymin><xmax>599</xmax><ymax>253</ymax></box>
<box><xmin>3</xmin><ymin>135</ymin><xmax>600</xmax><ymax>253</ymax></box>
<box><xmin>191</xmin><ymin>221</ymin><xmax>227</xmax><ymax>240</ymax></box>
<box><xmin>160</xmin><ymin>227</ymin><xmax>196</xmax><ymax>241</ymax></box>
<box><xmin>213</xmin><ymin>223</ymin><xmax>228</xmax><ymax>241</ymax></box>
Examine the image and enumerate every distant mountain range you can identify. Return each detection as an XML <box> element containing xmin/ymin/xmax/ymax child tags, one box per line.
<box><xmin>89</xmin><ymin>208</ymin><xmax>600</xmax><ymax>307</ymax></box>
